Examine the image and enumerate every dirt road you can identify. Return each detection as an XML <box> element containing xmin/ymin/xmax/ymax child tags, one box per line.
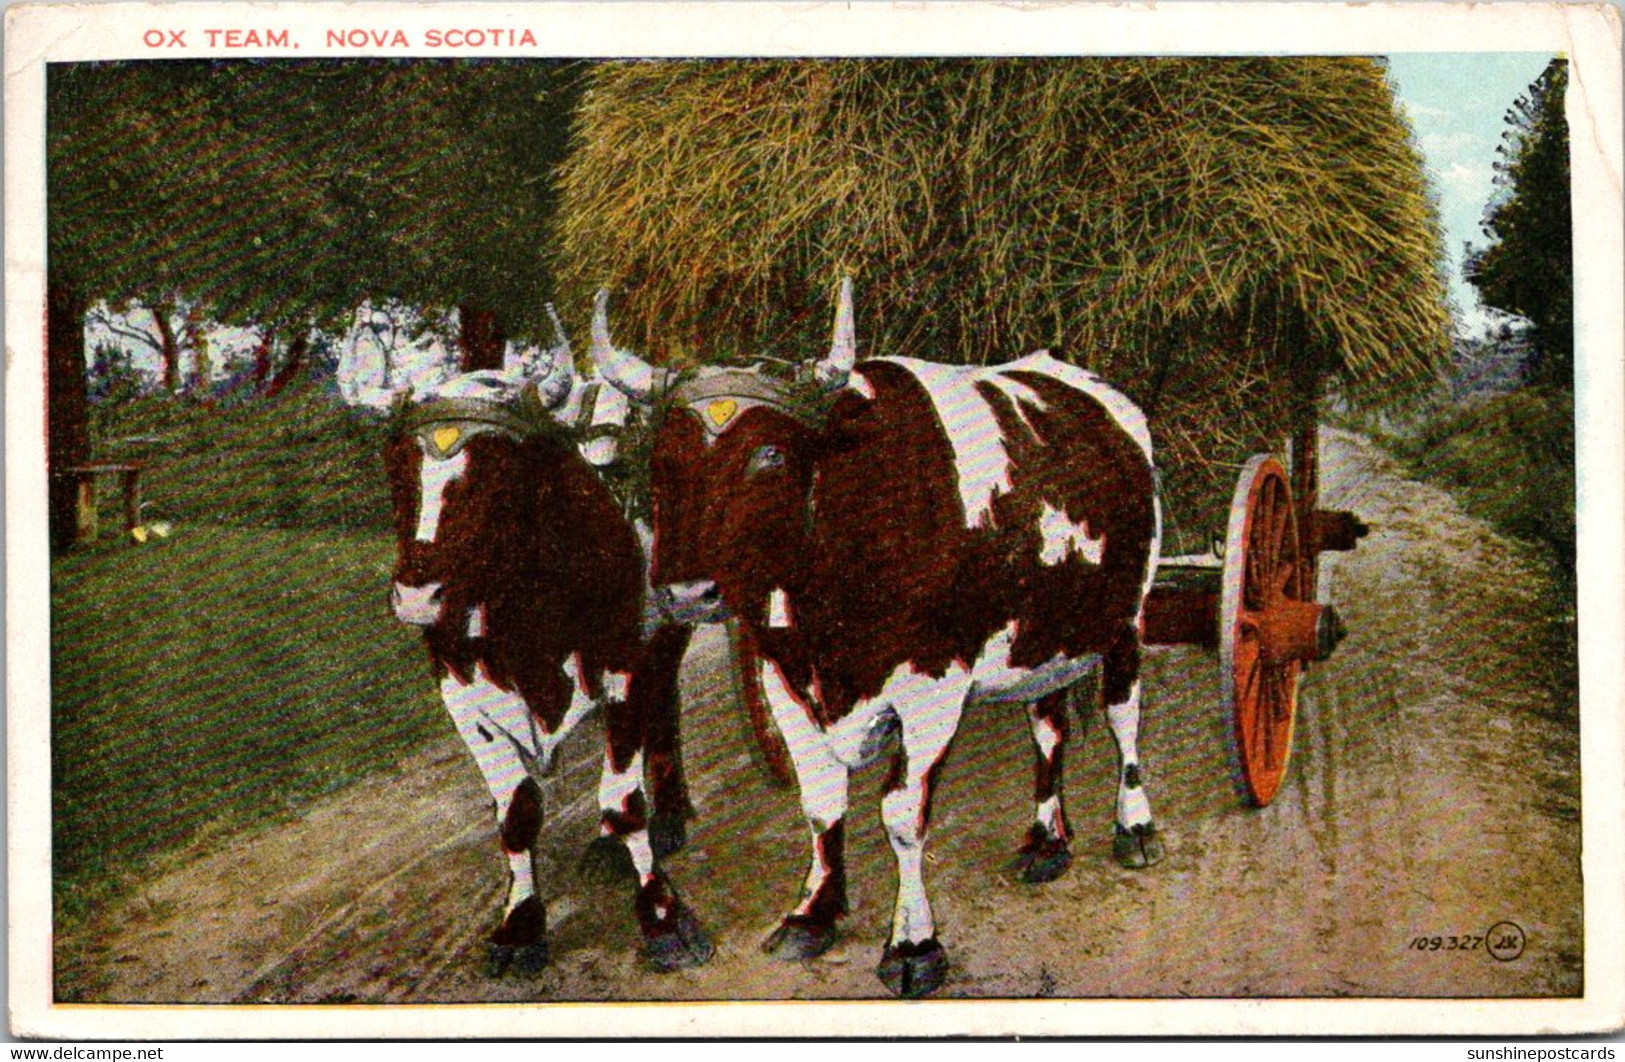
<box><xmin>57</xmin><ymin>428</ymin><xmax>1582</xmax><ymax>1004</ymax></box>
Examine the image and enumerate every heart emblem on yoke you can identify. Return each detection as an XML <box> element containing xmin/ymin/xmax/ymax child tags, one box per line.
<box><xmin>432</xmin><ymin>426</ymin><xmax>462</xmax><ymax>454</ymax></box>
<box><xmin>706</xmin><ymin>399</ymin><xmax>739</xmax><ymax>428</ymax></box>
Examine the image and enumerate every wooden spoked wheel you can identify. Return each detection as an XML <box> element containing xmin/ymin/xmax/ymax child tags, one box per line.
<box><xmin>1220</xmin><ymin>455</ymin><xmax>1308</xmax><ymax>807</ymax></box>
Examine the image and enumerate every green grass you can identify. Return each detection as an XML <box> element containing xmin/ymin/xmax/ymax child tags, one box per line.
<box><xmin>1346</xmin><ymin>383</ymin><xmax>1578</xmax><ymax>710</ymax></box>
<box><xmin>50</xmin><ymin>520</ymin><xmax>445</xmax><ymax>929</ymax></box>
<box><xmin>1377</xmin><ymin>386</ymin><xmax>1576</xmax><ymax>576</ymax></box>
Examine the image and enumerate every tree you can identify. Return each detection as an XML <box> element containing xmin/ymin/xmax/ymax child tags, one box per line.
<box><xmin>1465</xmin><ymin>59</ymin><xmax>1571</xmax><ymax>389</ymax></box>
<box><xmin>46</xmin><ymin>59</ymin><xmax>583</xmax><ymax>547</ymax></box>
<box><xmin>196</xmin><ymin>60</ymin><xmax>583</xmax><ymax>366</ymax></box>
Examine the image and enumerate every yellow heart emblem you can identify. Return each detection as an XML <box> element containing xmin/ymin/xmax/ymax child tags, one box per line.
<box><xmin>432</xmin><ymin>426</ymin><xmax>461</xmax><ymax>454</ymax></box>
<box><xmin>707</xmin><ymin>399</ymin><xmax>739</xmax><ymax>428</ymax></box>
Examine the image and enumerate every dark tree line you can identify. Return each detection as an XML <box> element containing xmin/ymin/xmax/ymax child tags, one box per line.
<box><xmin>46</xmin><ymin>59</ymin><xmax>583</xmax><ymax>548</ymax></box>
<box><xmin>1465</xmin><ymin>58</ymin><xmax>1571</xmax><ymax>389</ymax></box>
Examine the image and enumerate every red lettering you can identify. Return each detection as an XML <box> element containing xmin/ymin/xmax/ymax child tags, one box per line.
<box><xmin>325</xmin><ymin>28</ymin><xmax>410</xmax><ymax>48</ymax></box>
<box><xmin>142</xmin><ymin>28</ymin><xmax>186</xmax><ymax>47</ymax></box>
<box><xmin>203</xmin><ymin>28</ymin><xmax>293</xmax><ymax>48</ymax></box>
<box><xmin>423</xmin><ymin>28</ymin><xmax>537</xmax><ymax>47</ymax></box>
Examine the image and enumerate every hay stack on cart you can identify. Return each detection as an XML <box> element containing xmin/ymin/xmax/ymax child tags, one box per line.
<box><xmin>553</xmin><ymin>57</ymin><xmax>1450</xmax><ymax>552</ymax></box>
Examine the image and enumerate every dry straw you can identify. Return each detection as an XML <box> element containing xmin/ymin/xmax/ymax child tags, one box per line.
<box><xmin>553</xmin><ymin>58</ymin><xmax>1450</xmax><ymax>547</ymax></box>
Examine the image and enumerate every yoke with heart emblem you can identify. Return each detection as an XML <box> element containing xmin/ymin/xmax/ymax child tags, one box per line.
<box><xmin>666</xmin><ymin>367</ymin><xmax>828</xmax><ymax>437</ymax></box>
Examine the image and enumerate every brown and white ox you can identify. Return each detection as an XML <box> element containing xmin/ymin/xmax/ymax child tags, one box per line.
<box><xmin>385</xmin><ymin>341</ymin><xmax>712</xmax><ymax>976</ymax></box>
<box><xmin>592</xmin><ymin>282</ymin><xmax>1164</xmax><ymax>997</ymax></box>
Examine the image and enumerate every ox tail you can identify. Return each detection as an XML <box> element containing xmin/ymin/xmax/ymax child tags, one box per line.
<box><xmin>730</xmin><ymin>620</ymin><xmax>796</xmax><ymax>789</ymax></box>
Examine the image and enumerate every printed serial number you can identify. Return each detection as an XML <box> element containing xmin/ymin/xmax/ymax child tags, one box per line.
<box><xmin>1408</xmin><ymin>935</ymin><xmax>1484</xmax><ymax>951</ymax></box>
<box><xmin>1409</xmin><ymin>922</ymin><xmax>1526</xmax><ymax>961</ymax></box>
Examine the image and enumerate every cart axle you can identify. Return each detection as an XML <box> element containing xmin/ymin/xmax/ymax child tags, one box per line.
<box><xmin>1311</xmin><ymin>509</ymin><xmax>1369</xmax><ymax>554</ymax></box>
<box><xmin>1252</xmin><ymin>599</ymin><xmax>1347</xmax><ymax>665</ymax></box>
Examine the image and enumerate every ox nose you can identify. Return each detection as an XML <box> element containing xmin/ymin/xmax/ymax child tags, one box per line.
<box><xmin>391</xmin><ymin>581</ymin><xmax>445</xmax><ymax>626</ymax></box>
<box><xmin>657</xmin><ymin>580</ymin><xmax>729</xmax><ymax>624</ymax></box>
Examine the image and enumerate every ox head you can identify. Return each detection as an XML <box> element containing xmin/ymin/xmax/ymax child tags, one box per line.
<box><xmin>385</xmin><ymin>300</ymin><xmax>653</xmax><ymax>631</ymax></box>
<box><xmin>387</xmin><ymin>370</ymin><xmax>559</xmax><ymax>628</ymax></box>
<box><xmin>591</xmin><ymin>280</ymin><xmax>858</xmax><ymax>626</ymax></box>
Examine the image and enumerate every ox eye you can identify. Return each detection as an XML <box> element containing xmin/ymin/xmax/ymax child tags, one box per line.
<box><xmin>746</xmin><ymin>444</ymin><xmax>786</xmax><ymax>476</ymax></box>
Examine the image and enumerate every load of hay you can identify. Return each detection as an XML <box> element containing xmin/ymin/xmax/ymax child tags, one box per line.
<box><xmin>552</xmin><ymin>58</ymin><xmax>1450</xmax><ymax>549</ymax></box>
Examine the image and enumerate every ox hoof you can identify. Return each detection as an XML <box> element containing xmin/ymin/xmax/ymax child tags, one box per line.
<box><xmin>1113</xmin><ymin>822</ymin><xmax>1165</xmax><ymax>869</ymax></box>
<box><xmin>1015</xmin><ymin>829</ymin><xmax>1073</xmax><ymax>885</ymax></box>
<box><xmin>877</xmin><ymin>938</ymin><xmax>949</xmax><ymax>999</ymax></box>
<box><xmin>486</xmin><ymin>896</ymin><xmax>549</xmax><ymax>977</ymax></box>
<box><xmin>578</xmin><ymin>835</ymin><xmax>636</xmax><ymax>884</ymax></box>
<box><xmin>643</xmin><ymin>901</ymin><xmax>714</xmax><ymax>973</ymax></box>
<box><xmin>649</xmin><ymin>811</ymin><xmax>688</xmax><ymax>859</ymax></box>
<box><xmin>763</xmin><ymin>915</ymin><xmax>839</xmax><ymax>961</ymax></box>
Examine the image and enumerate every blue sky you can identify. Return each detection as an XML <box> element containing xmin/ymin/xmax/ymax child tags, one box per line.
<box><xmin>1384</xmin><ymin>53</ymin><xmax>1560</xmax><ymax>336</ymax></box>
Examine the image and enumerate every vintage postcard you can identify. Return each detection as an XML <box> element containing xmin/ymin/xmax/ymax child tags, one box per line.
<box><xmin>6</xmin><ymin>0</ymin><xmax>1622</xmax><ymax>1041</ymax></box>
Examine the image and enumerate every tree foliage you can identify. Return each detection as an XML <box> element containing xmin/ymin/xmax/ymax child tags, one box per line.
<box><xmin>50</xmin><ymin>60</ymin><xmax>583</xmax><ymax>345</ymax></box>
<box><xmin>46</xmin><ymin>59</ymin><xmax>581</xmax><ymax>548</ymax></box>
<box><xmin>1465</xmin><ymin>59</ymin><xmax>1572</xmax><ymax>389</ymax></box>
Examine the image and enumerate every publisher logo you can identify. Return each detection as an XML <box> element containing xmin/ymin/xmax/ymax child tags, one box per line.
<box><xmin>1486</xmin><ymin>921</ymin><xmax>1526</xmax><ymax>962</ymax></box>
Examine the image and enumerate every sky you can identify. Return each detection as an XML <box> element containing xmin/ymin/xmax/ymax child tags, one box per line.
<box><xmin>1383</xmin><ymin>53</ymin><xmax>1560</xmax><ymax>337</ymax></box>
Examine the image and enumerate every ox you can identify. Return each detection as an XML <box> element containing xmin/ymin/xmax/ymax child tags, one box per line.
<box><xmin>385</xmin><ymin>327</ymin><xmax>712</xmax><ymax>976</ymax></box>
<box><xmin>592</xmin><ymin>281</ymin><xmax>1164</xmax><ymax>997</ymax></box>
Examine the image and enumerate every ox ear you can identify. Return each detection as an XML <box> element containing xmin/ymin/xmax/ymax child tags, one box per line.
<box><xmin>590</xmin><ymin>288</ymin><xmax>666</xmax><ymax>404</ymax></box>
<box><xmin>812</xmin><ymin>276</ymin><xmax>856</xmax><ymax>391</ymax></box>
<box><xmin>534</xmin><ymin>302</ymin><xmax>577</xmax><ymax>408</ymax></box>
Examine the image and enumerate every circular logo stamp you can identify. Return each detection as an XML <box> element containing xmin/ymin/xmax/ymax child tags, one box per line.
<box><xmin>1486</xmin><ymin>921</ymin><xmax>1527</xmax><ymax>962</ymax></box>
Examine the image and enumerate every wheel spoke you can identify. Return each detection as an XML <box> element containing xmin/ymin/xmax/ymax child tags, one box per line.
<box><xmin>1258</xmin><ymin>482</ymin><xmax>1278</xmax><ymax>586</ymax></box>
<box><xmin>1274</xmin><ymin>561</ymin><xmax>1295</xmax><ymax>599</ymax></box>
<box><xmin>1257</xmin><ymin>483</ymin><xmax>1273</xmax><ymax>579</ymax></box>
<box><xmin>1241</xmin><ymin>656</ymin><xmax>1263</xmax><ymax>704</ymax></box>
<box><xmin>1275</xmin><ymin>667</ymin><xmax>1297</xmax><ymax>725</ymax></box>
<box><xmin>1268</xmin><ymin>491</ymin><xmax>1287</xmax><ymax>581</ymax></box>
<box><xmin>1255</xmin><ymin>681</ymin><xmax>1270</xmax><ymax>765</ymax></box>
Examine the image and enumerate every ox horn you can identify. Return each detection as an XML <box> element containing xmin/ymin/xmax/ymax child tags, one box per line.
<box><xmin>534</xmin><ymin>302</ymin><xmax>576</xmax><ymax>408</ymax></box>
<box><xmin>812</xmin><ymin>276</ymin><xmax>856</xmax><ymax>390</ymax></box>
<box><xmin>590</xmin><ymin>288</ymin><xmax>664</xmax><ymax>403</ymax></box>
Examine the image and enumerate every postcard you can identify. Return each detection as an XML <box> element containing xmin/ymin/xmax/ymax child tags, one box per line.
<box><xmin>6</xmin><ymin>0</ymin><xmax>1622</xmax><ymax>1040</ymax></box>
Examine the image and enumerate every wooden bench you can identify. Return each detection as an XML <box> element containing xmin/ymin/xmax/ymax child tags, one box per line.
<box><xmin>59</xmin><ymin>461</ymin><xmax>145</xmax><ymax>543</ymax></box>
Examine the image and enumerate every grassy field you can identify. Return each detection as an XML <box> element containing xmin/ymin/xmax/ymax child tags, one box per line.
<box><xmin>1334</xmin><ymin>382</ymin><xmax>1578</xmax><ymax>704</ymax></box>
<box><xmin>1379</xmin><ymin>386</ymin><xmax>1575</xmax><ymax>576</ymax></box>
<box><xmin>51</xmin><ymin>390</ymin><xmax>444</xmax><ymax>930</ymax></box>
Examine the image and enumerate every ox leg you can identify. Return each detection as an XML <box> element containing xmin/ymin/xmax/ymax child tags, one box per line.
<box><xmin>639</xmin><ymin>624</ymin><xmax>696</xmax><ymax>859</ymax></box>
<box><xmin>876</xmin><ymin>673</ymin><xmax>968</xmax><ymax>999</ymax></box>
<box><xmin>757</xmin><ymin>656</ymin><xmax>850</xmax><ymax>962</ymax></box>
<box><xmin>1015</xmin><ymin>690</ymin><xmax>1074</xmax><ymax>884</ymax></box>
<box><xmin>489</xmin><ymin>777</ymin><xmax>549</xmax><ymax>975</ymax></box>
<box><xmin>439</xmin><ymin>672</ymin><xmax>551</xmax><ymax>976</ymax></box>
<box><xmin>596</xmin><ymin>738</ymin><xmax>714</xmax><ymax>973</ymax></box>
<box><xmin>1100</xmin><ymin>637</ymin><xmax>1164</xmax><ymax>869</ymax></box>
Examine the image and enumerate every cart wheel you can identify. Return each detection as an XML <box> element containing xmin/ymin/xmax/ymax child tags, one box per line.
<box><xmin>1220</xmin><ymin>455</ymin><xmax>1306</xmax><ymax>807</ymax></box>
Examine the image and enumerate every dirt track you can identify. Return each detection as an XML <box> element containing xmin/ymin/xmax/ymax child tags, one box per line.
<box><xmin>57</xmin><ymin>428</ymin><xmax>1582</xmax><ymax>1003</ymax></box>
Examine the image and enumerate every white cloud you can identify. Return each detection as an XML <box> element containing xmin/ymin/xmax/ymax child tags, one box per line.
<box><xmin>1440</xmin><ymin>160</ymin><xmax>1489</xmax><ymax>190</ymax></box>
<box><xmin>1402</xmin><ymin>100</ymin><xmax>1453</xmax><ymax>121</ymax></box>
<box><xmin>1420</xmin><ymin>130</ymin><xmax>1483</xmax><ymax>158</ymax></box>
